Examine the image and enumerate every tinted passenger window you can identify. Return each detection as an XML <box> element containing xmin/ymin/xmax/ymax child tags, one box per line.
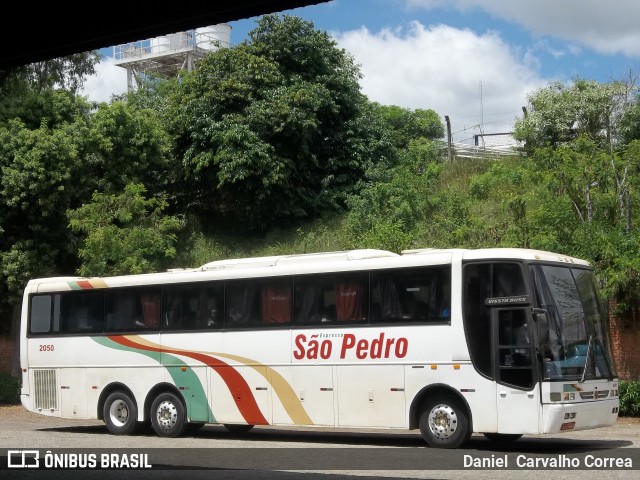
<box><xmin>164</xmin><ymin>283</ymin><xmax>223</xmax><ymax>330</ymax></box>
<box><xmin>105</xmin><ymin>288</ymin><xmax>161</xmax><ymax>332</ymax></box>
<box><xmin>60</xmin><ymin>291</ymin><xmax>104</xmax><ymax>333</ymax></box>
<box><xmin>294</xmin><ymin>273</ymin><xmax>367</xmax><ymax>325</ymax></box>
<box><xmin>370</xmin><ymin>266</ymin><xmax>450</xmax><ymax>323</ymax></box>
<box><xmin>30</xmin><ymin>295</ymin><xmax>52</xmax><ymax>334</ymax></box>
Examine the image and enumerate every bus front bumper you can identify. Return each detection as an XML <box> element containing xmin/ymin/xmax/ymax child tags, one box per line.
<box><xmin>542</xmin><ymin>399</ymin><xmax>619</xmax><ymax>433</ymax></box>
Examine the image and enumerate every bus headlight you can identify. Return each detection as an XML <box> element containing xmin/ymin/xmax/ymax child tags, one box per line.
<box><xmin>563</xmin><ymin>392</ymin><xmax>575</xmax><ymax>401</ymax></box>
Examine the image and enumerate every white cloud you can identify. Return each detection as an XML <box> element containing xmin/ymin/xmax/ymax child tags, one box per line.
<box><xmin>407</xmin><ymin>0</ymin><xmax>640</xmax><ymax>57</ymax></box>
<box><xmin>81</xmin><ymin>58</ymin><xmax>128</xmax><ymax>103</ymax></box>
<box><xmin>336</xmin><ymin>21</ymin><xmax>546</xmax><ymax>142</ymax></box>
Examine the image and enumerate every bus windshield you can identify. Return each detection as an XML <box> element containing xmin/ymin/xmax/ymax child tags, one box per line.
<box><xmin>530</xmin><ymin>264</ymin><xmax>616</xmax><ymax>381</ymax></box>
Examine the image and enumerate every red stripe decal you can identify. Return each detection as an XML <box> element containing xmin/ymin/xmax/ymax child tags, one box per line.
<box><xmin>77</xmin><ymin>280</ymin><xmax>94</xmax><ymax>289</ymax></box>
<box><xmin>109</xmin><ymin>336</ymin><xmax>267</xmax><ymax>425</ymax></box>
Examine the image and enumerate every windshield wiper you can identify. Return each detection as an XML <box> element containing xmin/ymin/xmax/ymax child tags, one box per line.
<box><xmin>580</xmin><ymin>334</ymin><xmax>593</xmax><ymax>383</ymax></box>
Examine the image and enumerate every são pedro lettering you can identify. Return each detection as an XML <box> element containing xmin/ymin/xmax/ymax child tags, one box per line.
<box><xmin>293</xmin><ymin>332</ymin><xmax>408</xmax><ymax>360</ymax></box>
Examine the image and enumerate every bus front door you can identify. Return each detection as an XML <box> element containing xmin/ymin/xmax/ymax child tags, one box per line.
<box><xmin>494</xmin><ymin>308</ymin><xmax>540</xmax><ymax>434</ymax></box>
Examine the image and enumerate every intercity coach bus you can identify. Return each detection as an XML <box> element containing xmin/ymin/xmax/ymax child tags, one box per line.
<box><xmin>20</xmin><ymin>248</ymin><xmax>619</xmax><ymax>448</ymax></box>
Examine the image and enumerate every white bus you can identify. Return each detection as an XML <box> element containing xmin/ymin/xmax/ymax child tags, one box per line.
<box><xmin>20</xmin><ymin>248</ymin><xmax>619</xmax><ymax>448</ymax></box>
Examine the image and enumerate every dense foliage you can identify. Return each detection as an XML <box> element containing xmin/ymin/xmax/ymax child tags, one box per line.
<box><xmin>68</xmin><ymin>184</ymin><xmax>182</xmax><ymax>276</ymax></box>
<box><xmin>514</xmin><ymin>78</ymin><xmax>640</xmax><ymax>310</ymax></box>
<box><xmin>0</xmin><ymin>63</ymin><xmax>173</xmax><ymax>332</ymax></box>
<box><xmin>0</xmin><ymin>374</ymin><xmax>20</xmax><ymax>404</ymax></box>
<box><xmin>619</xmin><ymin>380</ymin><xmax>640</xmax><ymax>416</ymax></box>
<box><xmin>166</xmin><ymin>14</ymin><xmax>378</xmax><ymax>231</ymax></box>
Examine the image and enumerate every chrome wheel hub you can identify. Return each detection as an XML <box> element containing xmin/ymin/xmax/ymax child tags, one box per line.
<box><xmin>156</xmin><ymin>401</ymin><xmax>178</xmax><ymax>430</ymax></box>
<box><xmin>428</xmin><ymin>403</ymin><xmax>458</xmax><ymax>439</ymax></box>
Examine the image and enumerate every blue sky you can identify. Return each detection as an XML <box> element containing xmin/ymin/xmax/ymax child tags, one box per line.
<box><xmin>85</xmin><ymin>0</ymin><xmax>640</xmax><ymax>144</ymax></box>
<box><xmin>230</xmin><ymin>0</ymin><xmax>634</xmax><ymax>82</ymax></box>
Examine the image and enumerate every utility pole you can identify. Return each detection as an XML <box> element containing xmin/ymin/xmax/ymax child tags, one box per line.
<box><xmin>445</xmin><ymin>115</ymin><xmax>453</xmax><ymax>163</ymax></box>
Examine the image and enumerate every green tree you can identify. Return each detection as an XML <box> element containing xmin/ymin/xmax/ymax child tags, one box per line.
<box><xmin>0</xmin><ymin>88</ymin><xmax>173</xmax><ymax>333</ymax></box>
<box><xmin>0</xmin><ymin>52</ymin><xmax>100</xmax><ymax>95</ymax></box>
<box><xmin>0</xmin><ymin>53</ymin><xmax>99</xmax><ymax>334</ymax></box>
<box><xmin>0</xmin><ymin>118</ymin><xmax>85</xmax><ymax>278</ymax></box>
<box><xmin>515</xmin><ymin>78</ymin><xmax>626</xmax><ymax>149</ymax></box>
<box><xmin>510</xmin><ymin>78</ymin><xmax>640</xmax><ymax>313</ymax></box>
<box><xmin>0</xmin><ymin>115</ymin><xmax>87</xmax><ymax>333</ymax></box>
<box><xmin>82</xmin><ymin>100</ymin><xmax>173</xmax><ymax>196</ymax></box>
<box><xmin>68</xmin><ymin>184</ymin><xmax>182</xmax><ymax>276</ymax></box>
<box><xmin>374</xmin><ymin>104</ymin><xmax>444</xmax><ymax>151</ymax></box>
<box><xmin>170</xmin><ymin>14</ymin><xmax>374</xmax><ymax>231</ymax></box>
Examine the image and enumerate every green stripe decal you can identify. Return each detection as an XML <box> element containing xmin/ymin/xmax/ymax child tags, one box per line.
<box><xmin>92</xmin><ymin>336</ymin><xmax>215</xmax><ymax>423</ymax></box>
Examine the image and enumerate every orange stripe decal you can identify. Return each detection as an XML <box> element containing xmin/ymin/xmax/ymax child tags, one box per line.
<box><xmin>109</xmin><ymin>335</ymin><xmax>268</xmax><ymax>425</ymax></box>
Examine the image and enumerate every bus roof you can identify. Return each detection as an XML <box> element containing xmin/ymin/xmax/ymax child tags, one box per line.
<box><xmin>26</xmin><ymin>247</ymin><xmax>591</xmax><ymax>293</ymax></box>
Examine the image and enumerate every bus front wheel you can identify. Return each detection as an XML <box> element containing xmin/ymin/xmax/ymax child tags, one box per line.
<box><xmin>419</xmin><ymin>395</ymin><xmax>470</xmax><ymax>448</ymax></box>
<box><xmin>150</xmin><ymin>392</ymin><xmax>187</xmax><ymax>438</ymax></box>
<box><xmin>103</xmin><ymin>391</ymin><xmax>139</xmax><ymax>435</ymax></box>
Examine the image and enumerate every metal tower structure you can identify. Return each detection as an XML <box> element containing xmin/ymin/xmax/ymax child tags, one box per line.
<box><xmin>113</xmin><ymin>24</ymin><xmax>231</xmax><ymax>90</ymax></box>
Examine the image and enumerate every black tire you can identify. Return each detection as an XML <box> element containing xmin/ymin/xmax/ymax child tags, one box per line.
<box><xmin>483</xmin><ymin>432</ymin><xmax>523</xmax><ymax>443</ymax></box>
<box><xmin>150</xmin><ymin>392</ymin><xmax>187</xmax><ymax>438</ymax></box>
<box><xmin>103</xmin><ymin>391</ymin><xmax>139</xmax><ymax>435</ymax></box>
<box><xmin>419</xmin><ymin>395</ymin><xmax>470</xmax><ymax>448</ymax></box>
<box><xmin>223</xmin><ymin>424</ymin><xmax>254</xmax><ymax>434</ymax></box>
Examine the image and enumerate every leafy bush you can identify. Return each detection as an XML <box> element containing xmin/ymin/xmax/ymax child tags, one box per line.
<box><xmin>619</xmin><ymin>380</ymin><xmax>640</xmax><ymax>416</ymax></box>
<box><xmin>0</xmin><ymin>374</ymin><xmax>20</xmax><ymax>404</ymax></box>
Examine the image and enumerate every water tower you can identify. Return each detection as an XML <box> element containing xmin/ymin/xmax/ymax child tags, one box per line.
<box><xmin>113</xmin><ymin>24</ymin><xmax>232</xmax><ymax>90</ymax></box>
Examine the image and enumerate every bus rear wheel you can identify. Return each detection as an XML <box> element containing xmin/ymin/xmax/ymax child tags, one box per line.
<box><xmin>103</xmin><ymin>391</ymin><xmax>139</xmax><ymax>435</ymax></box>
<box><xmin>419</xmin><ymin>395</ymin><xmax>470</xmax><ymax>448</ymax></box>
<box><xmin>150</xmin><ymin>392</ymin><xmax>187</xmax><ymax>438</ymax></box>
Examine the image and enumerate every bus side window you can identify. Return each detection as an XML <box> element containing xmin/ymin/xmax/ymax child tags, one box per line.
<box><xmin>295</xmin><ymin>283</ymin><xmax>322</xmax><ymax>324</ymax></box>
<box><xmin>106</xmin><ymin>288</ymin><xmax>160</xmax><ymax>332</ymax></box>
<box><xmin>336</xmin><ymin>279</ymin><xmax>366</xmax><ymax>322</ymax></box>
<box><xmin>164</xmin><ymin>283</ymin><xmax>223</xmax><ymax>330</ymax></box>
<box><xmin>370</xmin><ymin>277</ymin><xmax>401</xmax><ymax>322</ymax></box>
<box><xmin>494</xmin><ymin>263</ymin><xmax>526</xmax><ymax>296</ymax></box>
<box><xmin>403</xmin><ymin>295</ymin><xmax>429</xmax><ymax>320</ymax></box>
<box><xmin>30</xmin><ymin>295</ymin><xmax>53</xmax><ymax>334</ymax></box>
<box><xmin>141</xmin><ymin>293</ymin><xmax>161</xmax><ymax>328</ymax></box>
<box><xmin>294</xmin><ymin>275</ymin><xmax>336</xmax><ymax>324</ymax></box>
<box><xmin>198</xmin><ymin>283</ymin><xmax>224</xmax><ymax>329</ymax></box>
<box><xmin>226</xmin><ymin>281</ymin><xmax>260</xmax><ymax>328</ymax></box>
<box><xmin>438</xmin><ymin>280</ymin><xmax>451</xmax><ymax>318</ymax></box>
<box><xmin>262</xmin><ymin>281</ymin><xmax>292</xmax><ymax>325</ymax></box>
<box><xmin>204</xmin><ymin>292</ymin><xmax>221</xmax><ymax>328</ymax></box>
<box><xmin>60</xmin><ymin>291</ymin><xmax>104</xmax><ymax>333</ymax></box>
<box><xmin>371</xmin><ymin>266</ymin><xmax>450</xmax><ymax>324</ymax></box>
<box><xmin>163</xmin><ymin>290</ymin><xmax>183</xmax><ymax>330</ymax></box>
<box><xmin>106</xmin><ymin>291</ymin><xmax>135</xmax><ymax>331</ymax></box>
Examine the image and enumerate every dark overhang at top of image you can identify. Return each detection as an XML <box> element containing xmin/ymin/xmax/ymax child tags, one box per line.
<box><xmin>0</xmin><ymin>0</ymin><xmax>330</xmax><ymax>71</ymax></box>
